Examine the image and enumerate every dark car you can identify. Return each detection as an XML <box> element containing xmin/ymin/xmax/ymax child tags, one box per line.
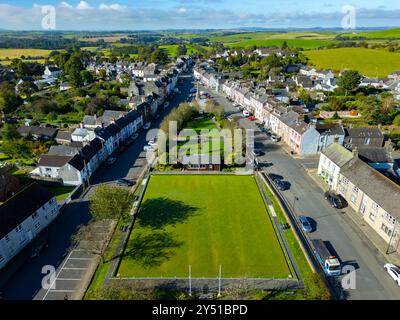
<box><xmin>106</xmin><ymin>156</ymin><xmax>117</xmax><ymax>166</ymax></box>
<box><xmin>117</xmin><ymin>178</ymin><xmax>135</xmax><ymax>187</ymax></box>
<box><xmin>274</xmin><ymin>179</ymin><xmax>289</xmax><ymax>191</ymax></box>
<box><xmin>268</xmin><ymin>173</ymin><xmax>283</xmax><ymax>181</ymax></box>
<box><xmin>123</xmin><ymin>138</ymin><xmax>134</xmax><ymax>147</ymax></box>
<box><xmin>324</xmin><ymin>191</ymin><xmax>346</xmax><ymax>209</ymax></box>
<box><xmin>252</xmin><ymin>149</ymin><xmax>265</xmax><ymax>157</ymax></box>
<box><xmin>30</xmin><ymin>241</ymin><xmax>48</xmax><ymax>259</ymax></box>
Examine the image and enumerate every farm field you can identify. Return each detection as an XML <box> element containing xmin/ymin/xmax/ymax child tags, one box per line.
<box><xmin>0</xmin><ymin>48</ymin><xmax>51</xmax><ymax>60</ymax></box>
<box><xmin>341</xmin><ymin>28</ymin><xmax>400</xmax><ymax>39</ymax></box>
<box><xmin>159</xmin><ymin>44</ymin><xmax>211</xmax><ymax>57</ymax></box>
<box><xmin>224</xmin><ymin>38</ymin><xmax>338</xmax><ymax>49</ymax></box>
<box><xmin>303</xmin><ymin>47</ymin><xmax>400</xmax><ymax>77</ymax></box>
<box><xmin>117</xmin><ymin>175</ymin><xmax>293</xmax><ymax>278</ymax></box>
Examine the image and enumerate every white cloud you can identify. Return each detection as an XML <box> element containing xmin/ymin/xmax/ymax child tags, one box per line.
<box><xmin>178</xmin><ymin>7</ymin><xmax>187</xmax><ymax>13</ymax></box>
<box><xmin>99</xmin><ymin>3</ymin><xmax>125</xmax><ymax>11</ymax></box>
<box><xmin>59</xmin><ymin>1</ymin><xmax>73</xmax><ymax>9</ymax></box>
<box><xmin>76</xmin><ymin>1</ymin><xmax>92</xmax><ymax>10</ymax></box>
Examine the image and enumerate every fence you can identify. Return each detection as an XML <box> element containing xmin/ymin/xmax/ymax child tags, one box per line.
<box><xmin>109</xmin><ymin>277</ymin><xmax>300</xmax><ymax>292</ymax></box>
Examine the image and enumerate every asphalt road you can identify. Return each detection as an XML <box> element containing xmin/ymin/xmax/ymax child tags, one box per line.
<box><xmin>200</xmin><ymin>84</ymin><xmax>400</xmax><ymax>300</ymax></box>
<box><xmin>1</xmin><ymin>71</ymin><xmax>196</xmax><ymax>300</ymax></box>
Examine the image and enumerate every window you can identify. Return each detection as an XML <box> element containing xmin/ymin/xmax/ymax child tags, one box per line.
<box><xmin>372</xmin><ymin>202</ymin><xmax>379</xmax><ymax>212</ymax></box>
<box><xmin>34</xmin><ymin>222</ymin><xmax>41</xmax><ymax>229</ymax></box>
<box><xmin>15</xmin><ymin>225</ymin><xmax>22</xmax><ymax>232</ymax></box>
<box><xmin>45</xmin><ymin>168</ymin><xmax>51</xmax><ymax>172</ymax></box>
<box><xmin>363</xmin><ymin>138</ymin><xmax>370</xmax><ymax>145</ymax></box>
<box><xmin>32</xmin><ymin>212</ymin><xmax>38</xmax><ymax>220</ymax></box>
<box><xmin>352</xmin><ymin>186</ymin><xmax>359</xmax><ymax>194</ymax></box>
<box><xmin>0</xmin><ymin>254</ymin><xmax>4</xmax><ymax>262</ymax></box>
<box><xmin>381</xmin><ymin>223</ymin><xmax>393</xmax><ymax>237</ymax></box>
<box><xmin>341</xmin><ymin>177</ymin><xmax>349</xmax><ymax>185</ymax></box>
<box><xmin>384</xmin><ymin>212</ymin><xmax>396</xmax><ymax>225</ymax></box>
<box><xmin>369</xmin><ymin>212</ymin><xmax>377</xmax><ymax>222</ymax></box>
<box><xmin>5</xmin><ymin>235</ymin><xmax>10</xmax><ymax>242</ymax></box>
<box><xmin>351</xmin><ymin>195</ymin><xmax>357</xmax><ymax>204</ymax></box>
<box><xmin>340</xmin><ymin>186</ymin><xmax>347</xmax><ymax>195</ymax></box>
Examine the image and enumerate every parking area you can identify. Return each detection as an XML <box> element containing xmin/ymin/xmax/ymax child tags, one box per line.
<box><xmin>35</xmin><ymin>249</ymin><xmax>96</xmax><ymax>300</ymax></box>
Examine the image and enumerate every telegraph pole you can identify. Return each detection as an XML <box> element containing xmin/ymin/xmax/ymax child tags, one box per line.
<box><xmin>189</xmin><ymin>264</ymin><xmax>192</xmax><ymax>296</ymax></box>
<box><xmin>217</xmin><ymin>264</ymin><xmax>222</xmax><ymax>298</ymax></box>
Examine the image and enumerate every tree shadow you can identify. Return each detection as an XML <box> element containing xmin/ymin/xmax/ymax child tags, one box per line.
<box><xmin>125</xmin><ymin>230</ymin><xmax>183</xmax><ymax>269</ymax></box>
<box><xmin>137</xmin><ymin>197</ymin><xmax>199</xmax><ymax>230</ymax></box>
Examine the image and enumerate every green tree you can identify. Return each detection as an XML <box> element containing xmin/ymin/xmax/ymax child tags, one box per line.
<box><xmin>393</xmin><ymin>114</ymin><xmax>400</xmax><ymax>127</ymax></box>
<box><xmin>0</xmin><ymin>82</ymin><xmax>23</xmax><ymax>114</ymax></box>
<box><xmin>177</xmin><ymin>45</ymin><xmax>188</xmax><ymax>57</ymax></box>
<box><xmin>1</xmin><ymin>123</ymin><xmax>20</xmax><ymax>140</ymax></box>
<box><xmin>18</xmin><ymin>81</ymin><xmax>38</xmax><ymax>98</ymax></box>
<box><xmin>90</xmin><ymin>185</ymin><xmax>132</xmax><ymax>220</ymax></box>
<box><xmin>337</xmin><ymin>70</ymin><xmax>362</xmax><ymax>96</ymax></box>
<box><xmin>80</xmin><ymin>70</ymin><xmax>94</xmax><ymax>85</ymax></box>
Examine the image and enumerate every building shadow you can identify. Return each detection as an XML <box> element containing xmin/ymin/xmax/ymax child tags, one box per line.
<box><xmin>136</xmin><ymin>197</ymin><xmax>199</xmax><ymax>230</ymax></box>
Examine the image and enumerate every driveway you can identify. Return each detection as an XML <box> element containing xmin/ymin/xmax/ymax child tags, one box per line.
<box><xmin>200</xmin><ymin>84</ymin><xmax>400</xmax><ymax>300</ymax></box>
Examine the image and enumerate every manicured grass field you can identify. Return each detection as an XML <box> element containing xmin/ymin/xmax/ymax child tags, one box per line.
<box><xmin>118</xmin><ymin>175</ymin><xmax>293</xmax><ymax>278</ymax></box>
<box><xmin>304</xmin><ymin>47</ymin><xmax>400</xmax><ymax>77</ymax></box>
<box><xmin>159</xmin><ymin>44</ymin><xmax>211</xmax><ymax>57</ymax></box>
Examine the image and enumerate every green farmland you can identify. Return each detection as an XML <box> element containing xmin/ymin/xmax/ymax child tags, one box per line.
<box><xmin>118</xmin><ymin>175</ymin><xmax>293</xmax><ymax>279</ymax></box>
<box><xmin>304</xmin><ymin>47</ymin><xmax>400</xmax><ymax>77</ymax></box>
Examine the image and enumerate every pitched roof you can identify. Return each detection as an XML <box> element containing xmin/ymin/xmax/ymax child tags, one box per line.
<box><xmin>68</xmin><ymin>154</ymin><xmax>85</xmax><ymax>171</ymax></box>
<box><xmin>55</xmin><ymin>131</ymin><xmax>72</xmax><ymax>141</ymax></box>
<box><xmin>357</xmin><ymin>147</ymin><xmax>392</xmax><ymax>163</ymax></box>
<box><xmin>316</xmin><ymin>123</ymin><xmax>345</xmax><ymax>136</ymax></box>
<box><xmin>345</xmin><ymin>127</ymin><xmax>383</xmax><ymax>139</ymax></box>
<box><xmin>38</xmin><ymin>155</ymin><xmax>73</xmax><ymax>168</ymax></box>
<box><xmin>0</xmin><ymin>183</ymin><xmax>55</xmax><ymax>239</ymax></box>
<box><xmin>340</xmin><ymin>158</ymin><xmax>400</xmax><ymax>218</ymax></box>
<box><xmin>321</xmin><ymin>143</ymin><xmax>354</xmax><ymax>167</ymax></box>
<box><xmin>18</xmin><ymin>125</ymin><xmax>58</xmax><ymax>137</ymax></box>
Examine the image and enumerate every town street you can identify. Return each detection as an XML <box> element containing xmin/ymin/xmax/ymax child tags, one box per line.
<box><xmin>200</xmin><ymin>83</ymin><xmax>400</xmax><ymax>300</ymax></box>
<box><xmin>0</xmin><ymin>72</ymin><xmax>195</xmax><ymax>300</ymax></box>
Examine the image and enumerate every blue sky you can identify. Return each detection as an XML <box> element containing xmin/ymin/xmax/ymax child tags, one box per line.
<box><xmin>1</xmin><ymin>0</ymin><xmax>400</xmax><ymax>30</ymax></box>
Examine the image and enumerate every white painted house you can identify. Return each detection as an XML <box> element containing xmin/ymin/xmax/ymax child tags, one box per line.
<box><xmin>0</xmin><ymin>183</ymin><xmax>59</xmax><ymax>270</ymax></box>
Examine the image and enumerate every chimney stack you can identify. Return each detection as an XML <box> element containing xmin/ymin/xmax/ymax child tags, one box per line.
<box><xmin>352</xmin><ymin>146</ymin><xmax>359</xmax><ymax>158</ymax></box>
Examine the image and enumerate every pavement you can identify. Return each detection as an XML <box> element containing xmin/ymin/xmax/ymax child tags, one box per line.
<box><xmin>0</xmin><ymin>70</ymin><xmax>196</xmax><ymax>300</ymax></box>
<box><xmin>200</xmin><ymin>84</ymin><xmax>400</xmax><ymax>300</ymax></box>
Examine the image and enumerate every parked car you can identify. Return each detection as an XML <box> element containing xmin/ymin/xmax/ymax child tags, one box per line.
<box><xmin>324</xmin><ymin>191</ymin><xmax>346</xmax><ymax>209</ymax></box>
<box><xmin>384</xmin><ymin>263</ymin><xmax>400</xmax><ymax>286</ymax></box>
<box><xmin>30</xmin><ymin>241</ymin><xmax>48</xmax><ymax>259</ymax></box>
<box><xmin>148</xmin><ymin>140</ymin><xmax>158</xmax><ymax>148</ymax></box>
<box><xmin>268</xmin><ymin>173</ymin><xmax>282</xmax><ymax>181</ymax></box>
<box><xmin>190</xmin><ymin>88</ymin><xmax>197</xmax><ymax>94</ymax></box>
<box><xmin>274</xmin><ymin>179</ymin><xmax>289</xmax><ymax>191</ymax></box>
<box><xmin>247</xmin><ymin>116</ymin><xmax>255</xmax><ymax>121</ymax></box>
<box><xmin>299</xmin><ymin>215</ymin><xmax>313</xmax><ymax>233</ymax></box>
<box><xmin>270</xmin><ymin>134</ymin><xmax>280</xmax><ymax>142</ymax></box>
<box><xmin>117</xmin><ymin>178</ymin><xmax>135</xmax><ymax>187</ymax></box>
<box><xmin>143</xmin><ymin>122</ymin><xmax>151</xmax><ymax>130</ymax></box>
<box><xmin>252</xmin><ymin>149</ymin><xmax>265</xmax><ymax>157</ymax></box>
<box><xmin>243</xmin><ymin>110</ymin><xmax>250</xmax><ymax>117</ymax></box>
<box><xmin>106</xmin><ymin>157</ymin><xmax>117</xmax><ymax>166</ymax></box>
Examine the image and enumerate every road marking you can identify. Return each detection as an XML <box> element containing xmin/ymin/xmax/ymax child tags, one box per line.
<box><xmin>68</xmin><ymin>257</ymin><xmax>92</xmax><ymax>261</ymax></box>
<box><xmin>56</xmin><ymin>278</ymin><xmax>83</xmax><ymax>281</ymax></box>
<box><xmin>63</xmin><ymin>267</ymin><xmax>88</xmax><ymax>270</ymax></box>
<box><xmin>42</xmin><ymin>251</ymin><xmax>73</xmax><ymax>300</ymax></box>
<box><xmin>47</xmin><ymin>290</ymin><xmax>76</xmax><ymax>293</ymax></box>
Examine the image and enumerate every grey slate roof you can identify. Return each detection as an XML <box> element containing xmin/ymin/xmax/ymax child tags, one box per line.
<box><xmin>321</xmin><ymin>143</ymin><xmax>354</xmax><ymax>167</ymax></box>
<box><xmin>0</xmin><ymin>183</ymin><xmax>55</xmax><ymax>239</ymax></box>
<box><xmin>346</xmin><ymin>127</ymin><xmax>383</xmax><ymax>139</ymax></box>
<box><xmin>340</xmin><ymin>158</ymin><xmax>400</xmax><ymax>218</ymax></box>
